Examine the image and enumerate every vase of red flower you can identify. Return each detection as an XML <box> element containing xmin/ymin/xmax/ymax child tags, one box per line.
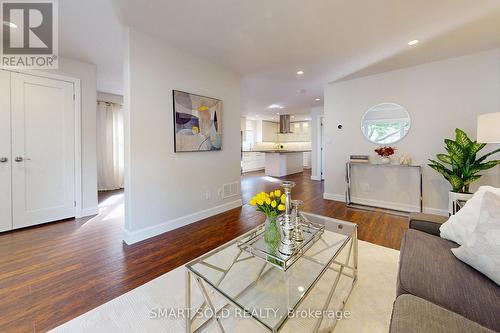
<box><xmin>374</xmin><ymin>146</ymin><xmax>396</xmax><ymax>164</ymax></box>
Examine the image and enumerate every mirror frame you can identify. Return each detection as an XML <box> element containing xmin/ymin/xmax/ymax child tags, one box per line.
<box><xmin>360</xmin><ymin>102</ymin><xmax>411</xmax><ymax>145</ymax></box>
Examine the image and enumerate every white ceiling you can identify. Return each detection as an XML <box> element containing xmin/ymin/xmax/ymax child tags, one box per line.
<box><xmin>58</xmin><ymin>0</ymin><xmax>500</xmax><ymax>115</ymax></box>
<box><xmin>59</xmin><ymin>0</ymin><xmax>123</xmax><ymax>94</ymax></box>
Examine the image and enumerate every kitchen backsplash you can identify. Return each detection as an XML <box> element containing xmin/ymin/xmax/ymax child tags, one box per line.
<box><xmin>253</xmin><ymin>141</ymin><xmax>312</xmax><ymax>151</ymax></box>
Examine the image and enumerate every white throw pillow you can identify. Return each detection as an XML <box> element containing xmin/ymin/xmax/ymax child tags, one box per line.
<box><xmin>451</xmin><ymin>191</ymin><xmax>500</xmax><ymax>285</ymax></box>
<box><xmin>440</xmin><ymin>186</ymin><xmax>500</xmax><ymax>245</ymax></box>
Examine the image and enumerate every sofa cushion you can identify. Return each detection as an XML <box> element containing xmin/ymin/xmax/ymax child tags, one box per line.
<box><xmin>398</xmin><ymin>229</ymin><xmax>500</xmax><ymax>332</ymax></box>
<box><xmin>452</xmin><ymin>191</ymin><xmax>500</xmax><ymax>285</ymax></box>
<box><xmin>390</xmin><ymin>295</ymin><xmax>496</xmax><ymax>333</ymax></box>
<box><xmin>440</xmin><ymin>186</ymin><xmax>500</xmax><ymax>245</ymax></box>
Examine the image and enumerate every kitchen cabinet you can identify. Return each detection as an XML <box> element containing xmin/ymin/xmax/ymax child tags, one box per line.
<box><xmin>303</xmin><ymin>152</ymin><xmax>311</xmax><ymax>168</ymax></box>
<box><xmin>242</xmin><ymin>152</ymin><xmax>265</xmax><ymax>172</ymax></box>
<box><xmin>277</xmin><ymin>121</ymin><xmax>311</xmax><ymax>142</ymax></box>
<box><xmin>300</xmin><ymin>122</ymin><xmax>310</xmax><ymax>141</ymax></box>
<box><xmin>262</xmin><ymin>121</ymin><xmax>278</xmax><ymax>142</ymax></box>
<box><xmin>265</xmin><ymin>152</ymin><xmax>304</xmax><ymax>177</ymax></box>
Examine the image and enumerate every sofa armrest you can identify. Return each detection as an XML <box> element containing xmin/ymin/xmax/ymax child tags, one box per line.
<box><xmin>408</xmin><ymin>213</ymin><xmax>448</xmax><ymax>237</ymax></box>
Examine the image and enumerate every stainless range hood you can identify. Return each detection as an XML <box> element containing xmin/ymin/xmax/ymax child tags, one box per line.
<box><xmin>278</xmin><ymin>114</ymin><xmax>293</xmax><ymax>134</ymax></box>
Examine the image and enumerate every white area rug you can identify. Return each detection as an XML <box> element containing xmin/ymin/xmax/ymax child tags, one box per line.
<box><xmin>51</xmin><ymin>241</ymin><xmax>399</xmax><ymax>333</ymax></box>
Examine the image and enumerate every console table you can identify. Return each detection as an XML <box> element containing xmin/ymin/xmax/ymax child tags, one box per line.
<box><xmin>345</xmin><ymin>162</ymin><xmax>423</xmax><ymax>214</ymax></box>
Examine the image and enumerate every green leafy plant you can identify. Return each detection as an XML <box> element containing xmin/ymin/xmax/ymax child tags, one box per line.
<box><xmin>428</xmin><ymin>128</ymin><xmax>500</xmax><ymax>193</ymax></box>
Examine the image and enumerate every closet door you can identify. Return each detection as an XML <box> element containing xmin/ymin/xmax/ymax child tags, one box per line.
<box><xmin>0</xmin><ymin>70</ymin><xmax>12</xmax><ymax>232</ymax></box>
<box><xmin>11</xmin><ymin>73</ymin><xmax>75</xmax><ymax>229</ymax></box>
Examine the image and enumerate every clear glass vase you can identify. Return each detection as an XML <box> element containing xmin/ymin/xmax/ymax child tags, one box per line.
<box><xmin>264</xmin><ymin>215</ymin><xmax>281</xmax><ymax>245</ymax></box>
<box><xmin>264</xmin><ymin>215</ymin><xmax>281</xmax><ymax>266</ymax></box>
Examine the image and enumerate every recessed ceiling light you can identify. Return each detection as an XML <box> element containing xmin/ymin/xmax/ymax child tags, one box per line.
<box><xmin>3</xmin><ymin>21</ymin><xmax>17</xmax><ymax>28</ymax></box>
<box><xmin>276</xmin><ymin>112</ymin><xmax>280</xmax><ymax>115</ymax></box>
<box><xmin>296</xmin><ymin>70</ymin><xmax>304</xmax><ymax>75</ymax></box>
<box><xmin>408</xmin><ymin>39</ymin><xmax>419</xmax><ymax>46</ymax></box>
<box><xmin>268</xmin><ymin>104</ymin><xmax>284</xmax><ymax>109</ymax></box>
<box><xmin>315</xmin><ymin>98</ymin><xmax>321</xmax><ymax>101</ymax></box>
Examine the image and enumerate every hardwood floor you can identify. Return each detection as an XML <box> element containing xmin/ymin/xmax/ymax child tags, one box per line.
<box><xmin>0</xmin><ymin>170</ymin><xmax>408</xmax><ymax>332</ymax></box>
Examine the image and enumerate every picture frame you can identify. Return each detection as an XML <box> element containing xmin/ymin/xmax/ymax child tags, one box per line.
<box><xmin>173</xmin><ymin>90</ymin><xmax>222</xmax><ymax>152</ymax></box>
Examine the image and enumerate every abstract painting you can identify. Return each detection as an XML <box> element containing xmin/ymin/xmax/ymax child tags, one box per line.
<box><xmin>173</xmin><ymin>90</ymin><xmax>222</xmax><ymax>152</ymax></box>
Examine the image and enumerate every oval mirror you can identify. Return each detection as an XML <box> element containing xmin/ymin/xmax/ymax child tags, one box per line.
<box><xmin>361</xmin><ymin>103</ymin><xmax>411</xmax><ymax>144</ymax></box>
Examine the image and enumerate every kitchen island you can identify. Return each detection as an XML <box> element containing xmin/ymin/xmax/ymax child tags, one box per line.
<box><xmin>242</xmin><ymin>150</ymin><xmax>311</xmax><ymax>177</ymax></box>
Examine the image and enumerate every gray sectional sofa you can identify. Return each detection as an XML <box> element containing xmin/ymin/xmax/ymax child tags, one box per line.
<box><xmin>389</xmin><ymin>213</ymin><xmax>500</xmax><ymax>333</ymax></box>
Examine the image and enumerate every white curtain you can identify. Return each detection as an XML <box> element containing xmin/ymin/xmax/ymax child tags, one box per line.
<box><xmin>97</xmin><ymin>101</ymin><xmax>124</xmax><ymax>191</ymax></box>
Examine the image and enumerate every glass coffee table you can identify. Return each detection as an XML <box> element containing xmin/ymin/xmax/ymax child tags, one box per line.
<box><xmin>185</xmin><ymin>212</ymin><xmax>358</xmax><ymax>333</ymax></box>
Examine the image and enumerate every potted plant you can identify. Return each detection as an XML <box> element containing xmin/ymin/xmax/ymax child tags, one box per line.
<box><xmin>428</xmin><ymin>128</ymin><xmax>500</xmax><ymax>213</ymax></box>
<box><xmin>374</xmin><ymin>146</ymin><xmax>396</xmax><ymax>164</ymax></box>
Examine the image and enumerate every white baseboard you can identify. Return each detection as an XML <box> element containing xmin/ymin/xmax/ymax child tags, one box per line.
<box><xmin>311</xmin><ymin>175</ymin><xmax>322</xmax><ymax>181</ymax></box>
<box><xmin>349</xmin><ymin>197</ymin><xmax>420</xmax><ymax>213</ymax></box>
<box><xmin>423</xmin><ymin>207</ymin><xmax>449</xmax><ymax>216</ymax></box>
<box><xmin>76</xmin><ymin>206</ymin><xmax>99</xmax><ymax>218</ymax></box>
<box><xmin>323</xmin><ymin>192</ymin><xmax>345</xmax><ymax>202</ymax></box>
<box><xmin>323</xmin><ymin>192</ymin><xmax>449</xmax><ymax>216</ymax></box>
<box><xmin>242</xmin><ymin>167</ymin><xmax>264</xmax><ymax>173</ymax></box>
<box><xmin>123</xmin><ymin>199</ymin><xmax>243</xmax><ymax>245</ymax></box>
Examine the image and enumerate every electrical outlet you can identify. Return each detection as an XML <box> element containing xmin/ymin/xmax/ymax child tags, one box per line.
<box><xmin>205</xmin><ymin>190</ymin><xmax>211</xmax><ymax>200</ymax></box>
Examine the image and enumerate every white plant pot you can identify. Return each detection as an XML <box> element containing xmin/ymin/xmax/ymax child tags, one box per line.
<box><xmin>448</xmin><ymin>191</ymin><xmax>474</xmax><ymax>215</ymax></box>
<box><xmin>379</xmin><ymin>157</ymin><xmax>391</xmax><ymax>164</ymax></box>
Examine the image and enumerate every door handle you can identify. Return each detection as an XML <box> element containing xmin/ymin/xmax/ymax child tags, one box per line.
<box><xmin>15</xmin><ymin>157</ymin><xmax>31</xmax><ymax>162</ymax></box>
<box><xmin>0</xmin><ymin>157</ymin><xmax>7</xmax><ymax>163</ymax></box>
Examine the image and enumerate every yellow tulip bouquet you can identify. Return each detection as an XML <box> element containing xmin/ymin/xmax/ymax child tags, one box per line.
<box><xmin>249</xmin><ymin>189</ymin><xmax>286</xmax><ymax>218</ymax></box>
<box><xmin>249</xmin><ymin>189</ymin><xmax>286</xmax><ymax>245</ymax></box>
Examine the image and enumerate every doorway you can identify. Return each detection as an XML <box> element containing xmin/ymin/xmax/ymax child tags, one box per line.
<box><xmin>96</xmin><ymin>95</ymin><xmax>125</xmax><ymax>198</ymax></box>
<box><xmin>319</xmin><ymin>115</ymin><xmax>325</xmax><ymax>180</ymax></box>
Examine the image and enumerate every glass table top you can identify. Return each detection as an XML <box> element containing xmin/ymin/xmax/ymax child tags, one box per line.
<box><xmin>186</xmin><ymin>212</ymin><xmax>357</xmax><ymax>331</ymax></box>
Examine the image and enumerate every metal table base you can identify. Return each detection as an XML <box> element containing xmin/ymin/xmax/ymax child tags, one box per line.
<box><xmin>186</xmin><ymin>228</ymin><xmax>358</xmax><ymax>333</ymax></box>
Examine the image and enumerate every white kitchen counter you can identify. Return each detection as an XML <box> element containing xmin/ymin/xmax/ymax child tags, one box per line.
<box><xmin>264</xmin><ymin>152</ymin><xmax>304</xmax><ymax>177</ymax></box>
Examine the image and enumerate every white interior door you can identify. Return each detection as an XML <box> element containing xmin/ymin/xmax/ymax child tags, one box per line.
<box><xmin>11</xmin><ymin>73</ymin><xmax>75</xmax><ymax>229</ymax></box>
<box><xmin>0</xmin><ymin>70</ymin><xmax>12</xmax><ymax>232</ymax></box>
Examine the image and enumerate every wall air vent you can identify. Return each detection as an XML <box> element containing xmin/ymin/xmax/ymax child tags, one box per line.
<box><xmin>223</xmin><ymin>182</ymin><xmax>239</xmax><ymax>199</ymax></box>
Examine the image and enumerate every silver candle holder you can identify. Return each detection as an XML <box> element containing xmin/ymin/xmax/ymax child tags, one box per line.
<box><xmin>278</xmin><ymin>181</ymin><xmax>297</xmax><ymax>256</ymax></box>
<box><xmin>291</xmin><ymin>200</ymin><xmax>305</xmax><ymax>242</ymax></box>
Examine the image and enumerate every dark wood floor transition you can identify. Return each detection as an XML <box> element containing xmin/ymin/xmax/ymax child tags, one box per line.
<box><xmin>0</xmin><ymin>170</ymin><xmax>408</xmax><ymax>332</ymax></box>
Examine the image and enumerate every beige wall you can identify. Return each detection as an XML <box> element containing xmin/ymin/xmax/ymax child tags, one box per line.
<box><xmin>324</xmin><ymin>49</ymin><xmax>500</xmax><ymax>215</ymax></box>
<box><xmin>123</xmin><ymin>28</ymin><xmax>242</xmax><ymax>244</ymax></box>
